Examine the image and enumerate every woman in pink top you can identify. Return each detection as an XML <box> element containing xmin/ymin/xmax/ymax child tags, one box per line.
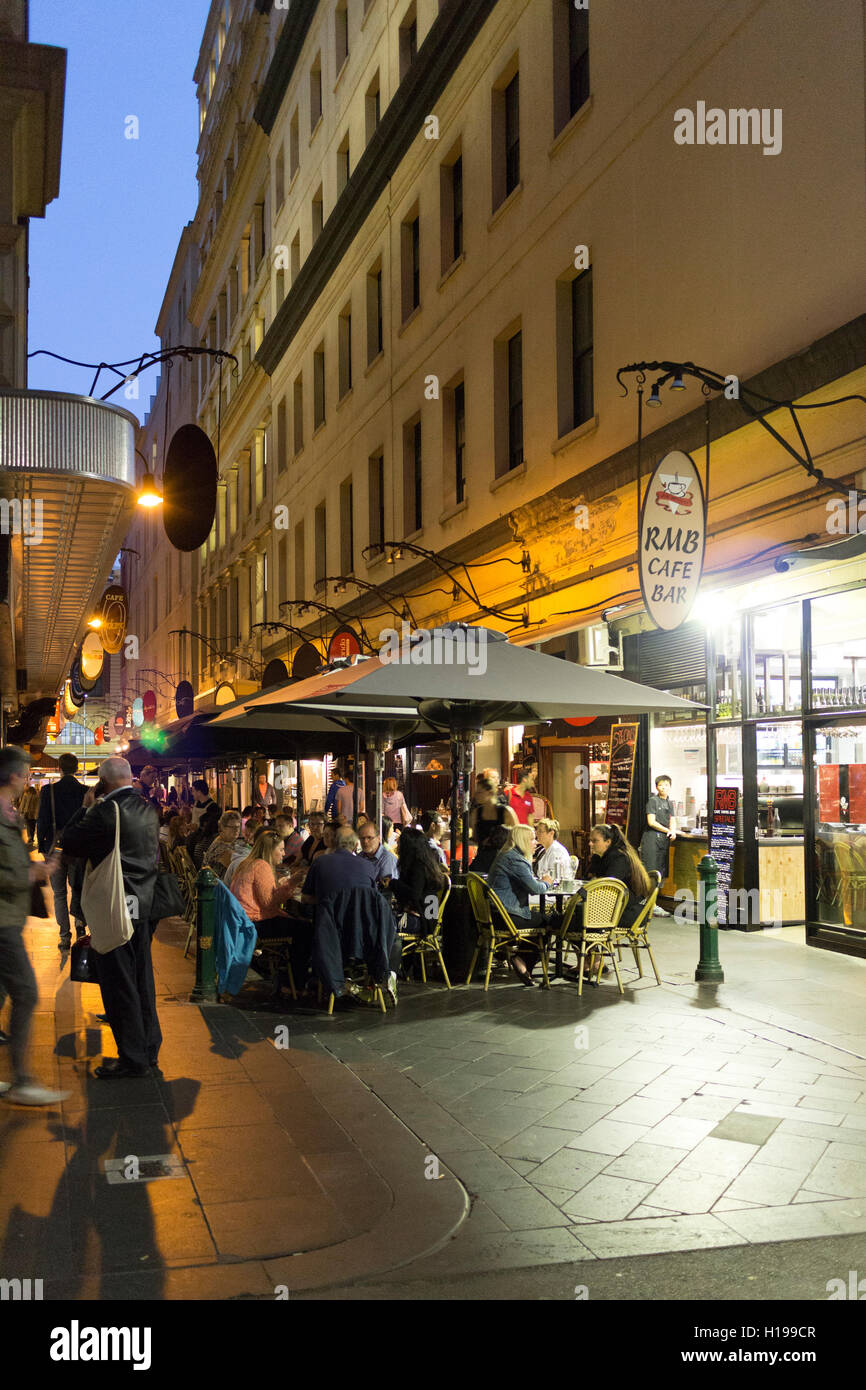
<box><xmin>382</xmin><ymin>777</ymin><xmax>411</xmax><ymax>826</ymax></box>
<box><xmin>231</xmin><ymin>831</ymin><xmax>312</xmax><ymax>986</ymax></box>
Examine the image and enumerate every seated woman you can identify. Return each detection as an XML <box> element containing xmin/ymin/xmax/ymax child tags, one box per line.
<box><xmin>486</xmin><ymin>824</ymin><xmax>551</xmax><ymax>986</ymax></box>
<box><xmin>585</xmin><ymin>823</ymin><xmax>652</xmax><ymax>930</ymax></box>
<box><xmin>230</xmin><ymin>831</ymin><xmax>311</xmax><ymax>983</ymax></box>
<box><xmin>391</xmin><ymin>826</ymin><xmax>446</xmax><ymax>936</ymax></box>
<box><xmin>534</xmin><ymin>817</ymin><xmax>573</xmax><ymax>881</ymax></box>
<box><xmin>188</xmin><ymin>803</ymin><xmax>220</xmax><ymax>869</ymax></box>
<box><xmin>202</xmin><ymin>811</ymin><xmax>245</xmax><ymax>880</ymax></box>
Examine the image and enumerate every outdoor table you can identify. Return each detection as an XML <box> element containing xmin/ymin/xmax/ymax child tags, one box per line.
<box><xmin>531</xmin><ymin>883</ymin><xmax>584</xmax><ymax>978</ymax></box>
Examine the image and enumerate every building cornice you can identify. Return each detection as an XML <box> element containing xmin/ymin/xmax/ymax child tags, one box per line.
<box><xmin>255</xmin><ymin>0</ymin><xmax>501</xmax><ymax>377</ymax></box>
<box><xmin>253</xmin><ymin>0</ymin><xmax>320</xmax><ymax>136</ymax></box>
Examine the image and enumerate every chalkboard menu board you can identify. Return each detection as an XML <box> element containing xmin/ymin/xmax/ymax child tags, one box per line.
<box><xmin>604</xmin><ymin>723</ymin><xmax>639</xmax><ymax>828</ymax></box>
<box><xmin>710</xmin><ymin>786</ymin><xmax>739</xmax><ymax>925</ymax></box>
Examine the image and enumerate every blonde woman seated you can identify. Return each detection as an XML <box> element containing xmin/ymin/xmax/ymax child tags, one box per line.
<box><xmin>230</xmin><ymin>830</ymin><xmax>312</xmax><ymax>980</ymax></box>
<box><xmin>534</xmin><ymin>817</ymin><xmax>573</xmax><ymax>881</ymax></box>
<box><xmin>486</xmin><ymin>824</ymin><xmax>550</xmax><ymax>986</ymax></box>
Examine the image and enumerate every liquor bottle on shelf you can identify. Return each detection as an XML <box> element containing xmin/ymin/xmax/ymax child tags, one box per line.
<box><xmin>756</xmin><ymin>688</ymin><xmax>765</xmax><ymax>715</ymax></box>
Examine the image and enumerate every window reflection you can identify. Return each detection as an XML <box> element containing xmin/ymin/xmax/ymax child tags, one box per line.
<box><xmin>811</xmin><ymin>592</ymin><xmax>866</xmax><ymax>711</ymax></box>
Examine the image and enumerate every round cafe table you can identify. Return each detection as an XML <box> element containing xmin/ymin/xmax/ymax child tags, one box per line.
<box><xmin>531</xmin><ymin>883</ymin><xmax>584</xmax><ymax>979</ymax></box>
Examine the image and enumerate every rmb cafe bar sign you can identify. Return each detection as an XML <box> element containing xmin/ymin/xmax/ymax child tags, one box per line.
<box><xmin>638</xmin><ymin>450</ymin><xmax>707</xmax><ymax>631</ymax></box>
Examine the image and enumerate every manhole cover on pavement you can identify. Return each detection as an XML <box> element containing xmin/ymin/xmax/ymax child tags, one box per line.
<box><xmin>102</xmin><ymin>1154</ymin><xmax>187</xmax><ymax>1185</ymax></box>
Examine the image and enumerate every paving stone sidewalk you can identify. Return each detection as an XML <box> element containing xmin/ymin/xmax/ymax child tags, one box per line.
<box><xmin>265</xmin><ymin>918</ymin><xmax>866</xmax><ymax>1286</ymax></box>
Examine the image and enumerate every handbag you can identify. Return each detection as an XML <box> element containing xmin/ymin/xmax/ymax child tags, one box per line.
<box><xmin>70</xmin><ymin>936</ymin><xmax>98</xmax><ymax>983</ymax></box>
<box><xmin>81</xmin><ymin>800</ymin><xmax>134</xmax><ymax>954</ymax></box>
<box><xmin>151</xmin><ymin>869</ymin><xmax>185</xmax><ymax>921</ymax></box>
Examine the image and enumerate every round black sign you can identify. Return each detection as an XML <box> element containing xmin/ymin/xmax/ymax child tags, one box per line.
<box><xmin>163</xmin><ymin>424</ymin><xmax>218</xmax><ymax>552</ymax></box>
<box><xmin>291</xmin><ymin>642</ymin><xmax>322</xmax><ymax>681</ymax></box>
<box><xmin>175</xmin><ymin>680</ymin><xmax>194</xmax><ymax>718</ymax></box>
<box><xmin>261</xmin><ymin>658</ymin><xmax>289</xmax><ymax>690</ymax></box>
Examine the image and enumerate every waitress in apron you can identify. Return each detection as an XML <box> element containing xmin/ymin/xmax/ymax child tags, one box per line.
<box><xmin>639</xmin><ymin>775</ymin><xmax>677</xmax><ymax>908</ymax></box>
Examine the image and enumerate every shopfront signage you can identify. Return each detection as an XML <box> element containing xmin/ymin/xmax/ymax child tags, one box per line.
<box><xmin>131</xmin><ymin>697</ymin><xmax>144</xmax><ymax>728</ymax></box>
<box><xmin>639</xmin><ymin>451</ymin><xmax>706</xmax><ymax>631</ymax></box>
<box><xmin>113</xmin><ymin>711</ymin><xmax>126</xmax><ymax>734</ymax></box>
<box><xmin>142</xmin><ymin>690</ymin><xmax>157</xmax><ymax>723</ymax></box>
<box><xmin>709</xmin><ymin>786</ymin><xmax>739</xmax><ymax>925</ymax></box>
<box><xmin>327</xmin><ymin>627</ymin><xmax>361</xmax><ymax>663</ymax></box>
<box><xmin>214</xmin><ymin>682</ymin><xmax>237</xmax><ymax>707</ymax></box>
<box><xmin>292</xmin><ymin>641</ymin><xmax>322</xmax><ymax>680</ymax></box>
<box><xmin>98</xmin><ymin>583</ymin><xmax>128</xmax><ymax>655</ymax></box>
<box><xmin>94</xmin><ymin>726</ymin><xmax>104</xmax><ymax>746</ymax></box>
<box><xmin>79</xmin><ymin>633</ymin><xmax>105</xmax><ymax>689</ymax></box>
<box><xmin>175</xmin><ymin>680</ymin><xmax>194</xmax><ymax>719</ymax></box>
<box><xmin>604</xmin><ymin>722</ymin><xmax>639</xmax><ymax>829</ymax></box>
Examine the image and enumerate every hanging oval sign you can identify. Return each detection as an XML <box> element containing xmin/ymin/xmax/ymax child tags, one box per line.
<box><xmin>327</xmin><ymin>627</ymin><xmax>362</xmax><ymax>663</ymax></box>
<box><xmin>175</xmin><ymin>680</ymin><xmax>194</xmax><ymax>718</ymax></box>
<box><xmin>261</xmin><ymin>658</ymin><xmax>289</xmax><ymax>690</ymax></box>
<box><xmin>142</xmin><ymin>690</ymin><xmax>157</xmax><ymax>722</ymax></box>
<box><xmin>214</xmin><ymin>681</ymin><xmax>237</xmax><ymax>707</ymax></box>
<box><xmin>62</xmin><ymin>682</ymin><xmax>79</xmax><ymax>720</ymax></box>
<box><xmin>131</xmin><ymin>697</ymin><xmax>144</xmax><ymax>728</ymax></box>
<box><xmin>292</xmin><ymin>641</ymin><xmax>322</xmax><ymax>680</ymax></box>
<box><xmin>638</xmin><ymin>450</ymin><xmax>706</xmax><ymax>632</ymax></box>
<box><xmin>68</xmin><ymin>658</ymin><xmax>87</xmax><ymax>706</ymax></box>
<box><xmin>94</xmin><ymin>726</ymin><xmax>104</xmax><ymax>746</ymax></box>
<box><xmin>163</xmin><ymin>424</ymin><xmax>218</xmax><ymax>552</ymax></box>
<box><xmin>80</xmin><ymin>632</ymin><xmax>105</xmax><ymax>688</ymax></box>
<box><xmin>114</xmin><ymin>711</ymin><xmax>127</xmax><ymax>734</ymax></box>
<box><xmin>98</xmin><ymin>582</ymin><xmax>128</xmax><ymax>655</ymax></box>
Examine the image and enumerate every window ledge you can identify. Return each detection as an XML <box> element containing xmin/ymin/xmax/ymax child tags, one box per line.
<box><xmin>551</xmin><ymin>414</ymin><xmax>599</xmax><ymax>455</ymax></box>
<box><xmin>488</xmin><ymin>182</ymin><xmax>523</xmax><ymax>231</ymax></box>
<box><xmin>288</xmin><ymin>166</ymin><xmax>299</xmax><ymax>193</ymax></box>
<box><xmin>366</xmin><ymin>549</ymin><xmax>387</xmax><ymax>571</ymax></box>
<box><xmin>337</xmin><ymin>386</ymin><xmax>354</xmax><ymax>410</ymax></box>
<box><xmin>397</xmin><ymin>304</ymin><xmax>421</xmax><ymax>336</ymax></box>
<box><xmin>490</xmin><ymin>460</ymin><xmax>527</xmax><ymax>493</ymax></box>
<box><xmin>309</xmin><ymin>115</ymin><xmax>323</xmax><ymax>146</ymax></box>
<box><xmin>439</xmin><ymin>498</ymin><xmax>468</xmax><ymax>524</ymax></box>
<box><xmin>438</xmin><ymin>252</ymin><xmax>465</xmax><ymax>291</ymax></box>
<box><xmin>360</xmin><ymin>1</ymin><xmax>376</xmax><ymax>32</ymax></box>
<box><xmin>312</xmin><ymin>421</ymin><xmax>326</xmax><ymax>439</ymax></box>
<box><xmin>293</xmin><ymin>446</ymin><xmax>305</xmax><ymax>462</ymax></box>
<box><xmin>365</xmin><ymin>349</ymin><xmax>384</xmax><ymax>376</ymax></box>
<box><xmin>333</xmin><ymin>57</ymin><xmax>349</xmax><ymax>93</ymax></box>
<box><xmin>549</xmin><ymin>96</ymin><xmax>594</xmax><ymax>157</ymax></box>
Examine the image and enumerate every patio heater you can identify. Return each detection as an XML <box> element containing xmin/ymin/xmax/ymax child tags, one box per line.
<box><xmin>419</xmin><ymin>702</ymin><xmax>487</xmax><ymax>868</ymax></box>
<box><xmin>344</xmin><ymin>718</ymin><xmax>420</xmax><ymax>836</ymax></box>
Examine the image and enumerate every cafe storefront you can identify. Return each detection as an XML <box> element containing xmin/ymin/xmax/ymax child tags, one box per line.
<box><xmin>613</xmin><ymin>556</ymin><xmax>866</xmax><ymax>957</ymax></box>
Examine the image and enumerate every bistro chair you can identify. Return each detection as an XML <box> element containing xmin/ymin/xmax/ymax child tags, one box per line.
<box><xmin>171</xmin><ymin>847</ymin><xmax>199</xmax><ymax>956</ymax></box>
<box><xmin>317</xmin><ymin>974</ymin><xmax>388</xmax><ymax>1014</ymax></box>
<box><xmin>610</xmin><ymin>872</ymin><xmax>662</xmax><ymax>984</ymax></box>
<box><xmin>559</xmin><ymin>878</ymin><xmax>629</xmax><ymax>996</ymax></box>
<box><xmin>255</xmin><ymin>932</ymin><xmax>298</xmax><ymax>1002</ymax></box>
<box><xmin>834</xmin><ymin>840</ymin><xmax>866</xmax><ymax>919</ymax></box>
<box><xmin>399</xmin><ymin>876</ymin><xmax>452</xmax><ymax>988</ymax></box>
<box><xmin>464</xmin><ymin>873</ymin><xmax>551</xmax><ymax>990</ymax></box>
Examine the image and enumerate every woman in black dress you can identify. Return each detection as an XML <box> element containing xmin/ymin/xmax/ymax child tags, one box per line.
<box><xmin>586</xmin><ymin>823</ymin><xmax>653</xmax><ymax>929</ymax></box>
<box><xmin>469</xmin><ymin>773</ymin><xmax>518</xmax><ymax>873</ymax></box>
<box><xmin>391</xmin><ymin>827</ymin><xmax>446</xmax><ymax>936</ymax></box>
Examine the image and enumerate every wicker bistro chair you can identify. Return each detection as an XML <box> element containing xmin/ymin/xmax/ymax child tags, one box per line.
<box><xmin>609</xmin><ymin>873</ymin><xmax>662</xmax><ymax>985</ymax></box>
<box><xmin>399</xmin><ymin>877</ymin><xmax>452</xmax><ymax>988</ymax></box>
<box><xmin>254</xmin><ymin>930</ymin><xmax>298</xmax><ymax>1002</ymax></box>
<box><xmin>172</xmin><ymin>847</ymin><xmax>199</xmax><ymax>957</ymax></box>
<box><xmin>558</xmin><ymin>878</ymin><xmax>629</xmax><ymax>996</ymax></box>
<box><xmin>465</xmin><ymin>873</ymin><xmax>551</xmax><ymax>990</ymax></box>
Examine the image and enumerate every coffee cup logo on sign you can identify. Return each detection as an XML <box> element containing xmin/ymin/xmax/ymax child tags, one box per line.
<box><xmin>639</xmin><ymin>451</ymin><xmax>706</xmax><ymax>631</ymax></box>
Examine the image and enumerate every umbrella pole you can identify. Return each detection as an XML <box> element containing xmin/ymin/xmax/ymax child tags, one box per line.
<box><xmin>373</xmin><ymin>749</ymin><xmax>384</xmax><ymax>837</ymax></box>
<box><xmin>449</xmin><ymin>741</ymin><xmax>459</xmax><ymax>864</ymax></box>
<box><xmin>353</xmin><ymin>734</ymin><xmax>360</xmax><ymax>823</ymax></box>
<box><xmin>462</xmin><ymin>738</ymin><xmax>473</xmax><ymax>870</ymax></box>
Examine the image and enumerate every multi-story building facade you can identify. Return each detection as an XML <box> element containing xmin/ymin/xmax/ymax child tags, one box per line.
<box><xmin>129</xmin><ymin>0</ymin><xmax>866</xmax><ymax>952</ymax></box>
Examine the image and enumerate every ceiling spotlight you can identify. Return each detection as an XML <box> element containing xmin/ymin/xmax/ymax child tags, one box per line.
<box><xmin>136</xmin><ymin>472</ymin><xmax>163</xmax><ymax>508</ymax></box>
<box><xmin>647</xmin><ymin>383</ymin><xmax>662</xmax><ymax>407</ymax></box>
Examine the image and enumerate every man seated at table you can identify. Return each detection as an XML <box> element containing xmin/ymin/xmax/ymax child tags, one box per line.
<box><xmin>302</xmin><ymin>826</ymin><xmax>377</xmax><ymax>902</ymax></box>
<box><xmin>275</xmin><ymin>813</ymin><xmax>303</xmax><ymax>863</ymax></box>
<box><xmin>419</xmin><ymin>810</ymin><xmax>448</xmax><ymax>867</ymax></box>
<box><xmin>358</xmin><ymin>822</ymin><xmax>398</xmax><ymax>885</ymax></box>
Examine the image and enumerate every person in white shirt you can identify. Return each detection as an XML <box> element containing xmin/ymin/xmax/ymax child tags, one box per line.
<box><xmin>534</xmin><ymin>817</ymin><xmax>573</xmax><ymax>881</ymax></box>
<box><xmin>419</xmin><ymin>810</ymin><xmax>448</xmax><ymax>867</ymax></box>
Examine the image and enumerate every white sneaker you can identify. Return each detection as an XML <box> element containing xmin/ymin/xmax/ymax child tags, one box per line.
<box><xmin>386</xmin><ymin>972</ymin><xmax>398</xmax><ymax>1007</ymax></box>
<box><xmin>4</xmin><ymin>1083</ymin><xmax>70</xmax><ymax>1106</ymax></box>
<box><xmin>652</xmin><ymin>905</ymin><xmax>666</xmax><ymax>916</ymax></box>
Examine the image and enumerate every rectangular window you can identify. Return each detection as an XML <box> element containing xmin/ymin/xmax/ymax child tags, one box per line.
<box><xmin>245</xmin><ymin>452</ymin><xmax>254</xmax><ymax>514</ymax></box>
<box><xmin>507</xmin><ymin>331</ymin><xmax>523</xmax><ymax>469</ymax></box>
<box><xmin>277</xmin><ymin>536</ymin><xmax>288</xmax><ymax>608</ymax></box>
<box><xmin>290</xmin><ymin>230</ymin><xmax>300</xmax><ymax>282</ymax></box>
<box><xmin>368</xmin><ymin>450</ymin><xmax>385</xmax><ymax>555</ymax></box>
<box><xmin>571</xmin><ymin>266</ymin><xmax>593</xmax><ymax>429</ymax></box>
<box><xmin>454</xmin><ymin>380</ymin><xmax>466</xmax><ymax>503</ymax></box>
<box><xmin>275</xmin><ymin>143</ymin><xmax>285</xmax><ymax>210</ymax></box>
<box><xmin>293</xmin><ymin>374</ymin><xmax>304</xmax><ymax>453</ymax></box>
<box><xmin>314</xmin><ymin>503</ymin><xmax>327</xmax><ymax>587</ymax></box>
<box><xmin>275</xmin><ymin>266</ymin><xmax>285</xmax><ymax>308</ymax></box>
<box><xmin>312</xmin><ymin>185</ymin><xmax>323</xmax><ymax>241</ymax></box>
<box><xmin>340</xmin><ymin>478</ymin><xmax>354</xmax><ymax>573</ymax></box>
<box><xmin>403</xmin><ymin>418</ymin><xmax>422</xmax><ymax>533</ymax></box>
<box><xmin>338</xmin><ymin>306</ymin><xmax>352</xmax><ymax>398</ymax></box>
<box><xmin>230</xmin><ymin>469</ymin><xmax>239</xmax><ymax>531</ymax></box>
<box><xmin>569</xmin><ymin>3</ymin><xmax>589</xmax><ymax>118</ymax></box>
<box><xmin>229</xmin><ymin>575</ymin><xmax>239</xmax><ymax>640</ymax></box>
<box><xmin>310</xmin><ymin>57</ymin><xmax>322</xmax><ymax>128</ymax></box>
<box><xmin>294</xmin><ymin>520</ymin><xmax>306</xmax><ymax>599</ymax></box>
<box><xmin>335</xmin><ymin>2</ymin><xmax>349</xmax><ymax>71</ymax></box>
<box><xmin>289</xmin><ymin>108</ymin><xmax>300</xmax><ymax>178</ymax></box>
<box><xmin>365</xmin><ymin>72</ymin><xmax>381</xmax><ymax>145</ymax></box>
<box><xmin>401</xmin><ymin>212</ymin><xmax>420</xmax><ymax>320</ymax></box>
<box><xmin>554</xmin><ymin>1</ymin><xmax>590</xmax><ymax>135</ymax></box>
<box><xmin>505</xmin><ymin>73</ymin><xmax>520</xmax><ymax>195</ymax></box>
<box><xmin>337</xmin><ymin>134</ymin><xmax>350</xmax><ymax>194</ymax></box>
<box><xmin>440</xmin><ymin>151</ymin><xmax>463</xmax><ymax>272</ymax></box>
<box><xmin>367</xmin><ymin>263</ymin><xmax>383</xmax><ymax>363</ymax></box>
<box><xmin>314</xmin><ymin>344</ymin><xmax>325</xmax><ymax>429</ymax></box>
<box><xmin>399</xmin><ymin>6</ymin><xmax>418</xmax><ymax>82</ymax></box>
<box><xmin>276</xmin><ymin>396</ymin><xmax>288</xmax><ymax>472</ymax></box>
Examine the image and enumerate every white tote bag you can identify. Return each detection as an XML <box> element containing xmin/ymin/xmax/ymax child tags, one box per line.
<box><xmin>81</xmin><ymin>799</ymin><xmax>135</xmax><ymax>954</ymax></box>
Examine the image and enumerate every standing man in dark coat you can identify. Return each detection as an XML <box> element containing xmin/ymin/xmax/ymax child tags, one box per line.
<box><xmin>61</xmin><ymin>756</ymin><xmax>161</xmax><ymax>1079</ymax></box>
<box><xmin>37</xmin><ymin>752</ymin><xmax>87</xmax><ymax>949</ymax></box>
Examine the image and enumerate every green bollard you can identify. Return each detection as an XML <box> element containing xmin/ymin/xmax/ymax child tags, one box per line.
<box><xmin>695</xmin><ymin>854</ymin><xmax>725</xmax><ymax>983</ymax></box>
<box><xmin>190</xmin><ymin>867</ymin><xmax>219</xmax><ymax>1003</ymax></box>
